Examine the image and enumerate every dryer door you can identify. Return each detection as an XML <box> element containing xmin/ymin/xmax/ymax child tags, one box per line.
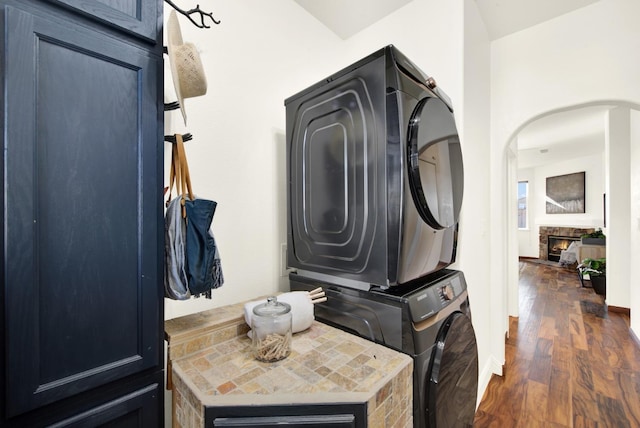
<box><xmin>425</xmin><ymin>311</ymin><xmax>478</xmax><ymax>427</ymax></box>
<box><xmin>407</xmin><ymin>97</ymin><xmax>463</xmax><ymax>230</ymax></box>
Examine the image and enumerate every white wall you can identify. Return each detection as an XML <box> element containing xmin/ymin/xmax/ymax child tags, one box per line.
<box><xmin>460</xmin><ymin>0</ymin><xmax>495</xmax><ymax>401</ymax></box>
<box><xmin>605</xmin><ymin>107</ymin><xmax>631</xmax><ymax>307</ymax></box>
<box><xmin>630</xmin><ymin>110</ymin><xmax>640</xmax><ymax>336</ymax></box>
<box><xmin>534</xmin><ymin>155</ymin><xmax>604</xmax><ymax>227</ymax></box>
<box><xmin>491</xmin><ymin>0</ymin><xmax>640</xmax><ymax>144</ymax></box>
<box><xmin>163</xmin><ymin>0</ymin><xmax>344</xmax><ymax>320</ymax></box>
<box><xmin>518</xmin><ymin>152</ymin><xmax>605</xmax><ymax>258</ymax></box>
<box><xmin>491</xmin><ymin>0</ymin><xmax>640</xmax><ymax>337</ymax></box>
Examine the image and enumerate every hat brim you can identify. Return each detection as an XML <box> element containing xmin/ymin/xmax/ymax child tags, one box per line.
<box><xmin>167</xmin><ymin>10</ymin><xmax>188</xmax><ymax>125</ymax></box>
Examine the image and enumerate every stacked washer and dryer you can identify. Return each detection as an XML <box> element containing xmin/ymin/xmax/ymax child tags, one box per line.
<box><xmin>285</xmin><ymin>46</ymin><xmax>478</xmax><ymax>428</ymax></box>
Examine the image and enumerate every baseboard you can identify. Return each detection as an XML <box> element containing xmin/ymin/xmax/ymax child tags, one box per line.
<box><xmin>476</xmin><ymin>355</ymin><xmax>503</xmax><ymax>408</ymax></box>
<box><xmin>608</xmin><ymin>305</ymin><xmax>631</xmax><ymax>316</ymax></box>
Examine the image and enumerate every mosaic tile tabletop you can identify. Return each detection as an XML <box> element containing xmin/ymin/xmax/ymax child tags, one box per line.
<box><xmin>172</xmin><ymin>320</ymin><xmax>413</xmax><ymax>407</ymax></box>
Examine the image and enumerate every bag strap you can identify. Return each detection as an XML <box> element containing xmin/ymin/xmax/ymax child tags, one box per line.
<box><xmin>175</xmin><ymin>134</ymin><xmax>194</xmax><ymax>201</ymax></box>
<box><xmin>166</xmin><ymin>140</ymin><xmax>181</xmax><ymax>206</ymax></box>
<box><xmin>166</xmin><ymin>133</ymin><xmax>195</xmax><ymax>210</ymax></box>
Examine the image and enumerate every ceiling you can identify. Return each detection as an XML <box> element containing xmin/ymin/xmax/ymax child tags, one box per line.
<box><xmin>518</xmin><ymin>106</ymin><xmax>610</xmax><ymax>151</ymax></box>
<box><xmin>294</xmin><ymin>0</ymin><xmax>601</xmax><ymax>41</ymax></box>
<box><xmin>294</xmin><ymin>0</ymin><xmax>412</xmax><ymax>40</ymax></box>
<box><xmin>517</xmin><ymin>106</ymin><xmax>610</xmax><ymax>169</ymax></box>
<box><xmin>474</xmin><ymin>0</ymin><xmax>600</xmax><ymax>41</ymax></box>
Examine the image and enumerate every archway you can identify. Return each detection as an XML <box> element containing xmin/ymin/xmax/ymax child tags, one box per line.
<box><xmin>504</xmin><ymin>100</ymin><xmax>640</xmax><ymax>320</ymax></box>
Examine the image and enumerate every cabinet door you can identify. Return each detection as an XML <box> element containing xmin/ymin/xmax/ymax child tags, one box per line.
<box><xmin>47</xmin><ymin>0</ymin><xmax>159</xmax><ymax>42</ymax></box>
<box><xmin>3</xmin><ymin>5</ymin><xmax>161</xmax><ymax>417</ymax></box>
<box><xmin>206</xmin><ymin>404</ymin><xmax>366</xmax><ymax>428</ymax></box>
<box><xmin>213</xmin><ymin>415</ymin><xmax>356</xmax><ymax>428</ymax></box>
<box><xmin>49</xmin><ymin>383</ymin><xmax>160</xmax><ymax>428</ymax></box>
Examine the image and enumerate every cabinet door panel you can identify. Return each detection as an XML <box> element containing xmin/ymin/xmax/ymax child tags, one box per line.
<box><xmin>214</xmin><ymin>415</ymin><xmax>356</xmax><ymax>427</ymax></box>
<box><xmin>49</xmin><ymin>383</ymin><xmax>160</xmax><ymax>427</ymax></box>
<box><xmin>3</xmin><ymin>6</ymin><xmax>161</xmax><ymax>417</ymax></box>
<box><xmin>206</xmin><ymin>404</ymin><xmax>367</xmax><ymax>428</ymax></box>
<box><xmin>47</xmin><ymin>0</ymin><xmax>158</xmax><ymax>42</ymax></box>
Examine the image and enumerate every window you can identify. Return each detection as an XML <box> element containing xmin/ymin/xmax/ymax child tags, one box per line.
<box><xmin>518</xmin><ymin>181</ymin><xmax>528</xmax><ymax>229</ymax></box>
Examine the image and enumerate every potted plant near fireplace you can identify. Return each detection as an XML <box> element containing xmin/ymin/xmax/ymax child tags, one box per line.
<box><xmin>578</xmin><ymin>257</ymin><xmax>606</xmax><ymax>296</ymax></box>
<box><xmin>581</xmin><ymin>228</ymin><xmax>606</xmax><ymax>245</ymax></box>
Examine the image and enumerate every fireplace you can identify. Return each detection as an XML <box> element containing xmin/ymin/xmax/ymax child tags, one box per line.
<box><xmin>547</xmin><ymin>235</ymin><xmax>580</xmax><ymax>262</ymax></box>
<box><xmin>538</xmin><ymin>226</ymin><xmax>595</xmax><ymax>261</ymax></box>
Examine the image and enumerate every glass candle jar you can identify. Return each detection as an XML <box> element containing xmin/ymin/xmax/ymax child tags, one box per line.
<box><xmin>252</xmin><ymin>296</ymin><xmax>292</xmax><ymax>362</ymax></box>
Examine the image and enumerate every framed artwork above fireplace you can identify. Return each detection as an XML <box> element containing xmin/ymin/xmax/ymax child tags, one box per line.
<box><xmin>546</xmin><ymin>171</ymin><xmax>585</xmax><ymax>214</ymax></box>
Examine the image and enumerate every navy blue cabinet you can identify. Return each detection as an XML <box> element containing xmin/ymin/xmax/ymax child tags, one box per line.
<box><xmin>0</xmin><ymin>0</ymin><xmax>163</xmax><ymax>426</ymax></box>
<box><xmin>41</xmin><ymin>381</ymin><xmax>162</xmax><ymax>427</ymax></box>
<box><xmin>46</xmin><ymin>0</ymin><xmax>160</xmax><ymax>41</ymax></box>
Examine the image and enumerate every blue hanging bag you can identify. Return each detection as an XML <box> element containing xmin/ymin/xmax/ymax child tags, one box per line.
<box><xmin>164</xmin><ymin>134</ymin><xmax>223</xmax><ymax>299</ymax></box>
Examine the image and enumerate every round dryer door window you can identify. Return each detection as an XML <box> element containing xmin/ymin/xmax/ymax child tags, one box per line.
<box><xmin>425</xmin><ymin>311</ymin><xmax>478</xmax><ymax>427</ymax></box>
<box><xmin>407</xmin><ymin>97</ymin><xmax>464</xmax><ymax>229</ymax></box>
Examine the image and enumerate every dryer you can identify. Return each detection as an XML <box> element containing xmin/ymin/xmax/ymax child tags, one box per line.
<box><xmin>285</xmin><ymin>45</ymin><xmax>463</xmax><ymax>290</ymax></box>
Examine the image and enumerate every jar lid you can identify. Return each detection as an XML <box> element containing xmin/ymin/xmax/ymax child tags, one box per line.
<box><xmin>253</xmin><ymin>296</ymin><xmax>291</xmax><ymax>317</ymax></box>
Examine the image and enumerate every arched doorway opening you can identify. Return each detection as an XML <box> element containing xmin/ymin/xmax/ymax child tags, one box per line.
<box><xmin>504</xmin><ymin>101</ymin><xmax>640</xmax><ymax>320</ymax></box>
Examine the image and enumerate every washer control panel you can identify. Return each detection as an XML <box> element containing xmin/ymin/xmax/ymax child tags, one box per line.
<box><xmin>439</xmin><ymin>283</ymin><xmax>455</xmax><ymax>301</ymax></box>
<box><xmin>407</xmin><ymin>272</ymin><xmax>466</xmax><ymax>323</ymax></box>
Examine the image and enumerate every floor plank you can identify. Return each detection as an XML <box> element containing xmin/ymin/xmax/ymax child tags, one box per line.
<box><xmin>548</xmin><ymin>367</ymin><xmax>572</xmax><ymax>426</ymax></box>
<box><xmin>522</xmin><ymin>379</ymin><xmax>549</xmax><ymax>422</ymax></box>
<box><xmin>617</xmin><ymin>371</ymin><xmax>640</xmax><ymax>427</ymax></box>
<box><xmin>474</xmin><ymin>260</ymin><xmax>640</xmax><ymax>427</ymax></box>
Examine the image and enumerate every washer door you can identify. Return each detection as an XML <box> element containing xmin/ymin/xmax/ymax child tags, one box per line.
<box><xmin>407</xmin><ymin>97</ymin><xmax>463</xmax><ymax>230</ymax></box>
<box><xmin>425</xmin><ymin>311</ymin><xmax>478</xmax><ymax>427</ymax></box>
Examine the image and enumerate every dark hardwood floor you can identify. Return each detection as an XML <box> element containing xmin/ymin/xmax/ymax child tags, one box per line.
<box><xmin>474</xmin><ymin>260</ymin><xmax>640</xmax><ymax>427</ymax></box>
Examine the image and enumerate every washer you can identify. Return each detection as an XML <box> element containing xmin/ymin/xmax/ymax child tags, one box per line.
<box><xmin>285</xmin><ymin>45</ymin><xmax>464</xmax><ymax>290</ymax></box>
<box><xmin>290</xmin><ymin>269</ymin><xmax>478</xmax><ymax>428</ymax></box>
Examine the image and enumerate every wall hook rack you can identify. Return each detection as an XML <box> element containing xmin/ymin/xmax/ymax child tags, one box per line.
<box><xmin>165</xmin><ymin>133</ymin><xmax>193</xmax><ymax>143</ymax></box>
<box><xmin>164</xmin><ymin>101</ymin><xmax>180</xmax><ymax>111</ymax></box>
<box><xmin>164</xmin><ymin>0</ymin><xmax>221</xmax><ymax>28</ymax></box>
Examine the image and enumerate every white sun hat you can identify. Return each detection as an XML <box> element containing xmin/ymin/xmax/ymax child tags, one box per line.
<box><xmin>167</xmin><ymin>10</ymin><xmax>207</xmax><ymax>125</ymax></box>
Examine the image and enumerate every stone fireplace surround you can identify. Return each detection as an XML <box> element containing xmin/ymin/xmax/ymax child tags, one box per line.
<box><xmin>539</xmin><ymin>226</ymin><xmax>595</xmax><ymax>260</ymax></box>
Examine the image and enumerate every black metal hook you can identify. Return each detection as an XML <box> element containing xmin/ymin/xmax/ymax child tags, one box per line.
<box><xmin>164</xmin><ymin>0</ymin><xmax>221</xmax><ymax>28</ymax></box>
<box><xmin>164</xmin><ymin>133</ymin><xmax>193</xmax><ymax>144</ymax></box>
<box><xmin>164</xmin><ymin>101</ymin><xmax>180</xmax><ymax>112</ymax></box>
